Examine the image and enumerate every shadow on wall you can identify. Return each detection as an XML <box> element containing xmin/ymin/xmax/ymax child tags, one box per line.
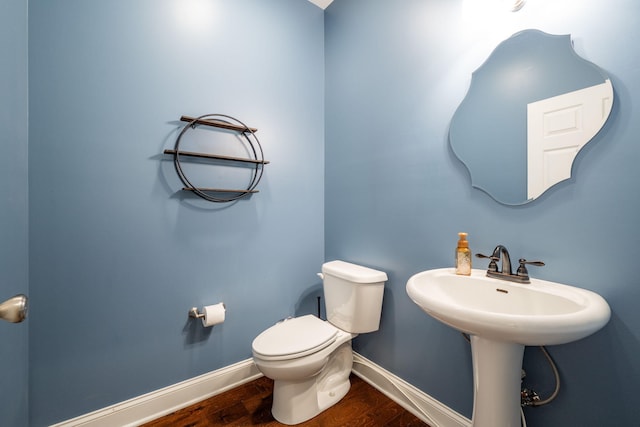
<box><xmin>295</xmin><ymin>282</ymin><xmax>324</xmax><ymax>319</ymax></box>
<box><xmin>182</xmin><ymin>316</ymin><xmax>214</xmax><ymax>346</ymax></box>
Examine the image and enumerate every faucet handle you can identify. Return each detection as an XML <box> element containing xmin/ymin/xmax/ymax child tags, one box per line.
<box><xmin>476</xmin><ymin>253</ymin><xmax>499</xmax><ymax>272</ymax></box>
<box><xmin>516</xmin><ymin>259</ymin><xmax>545</xmax><ymax>278</ymax></box>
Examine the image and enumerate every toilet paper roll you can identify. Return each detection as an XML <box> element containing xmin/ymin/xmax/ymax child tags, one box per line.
<box><xmin>202</xmin><ymin>303</ymin><xmax>226</xmax><ymax>327</ymax></box>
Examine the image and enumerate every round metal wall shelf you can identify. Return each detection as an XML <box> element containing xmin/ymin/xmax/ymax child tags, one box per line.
<box><xmin>164</xmin><ymin>114</ymin><xmax>269</xmax><ymax>203</ymax></box>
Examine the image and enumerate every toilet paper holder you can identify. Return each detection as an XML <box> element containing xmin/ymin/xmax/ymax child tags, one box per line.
<box><xmin>189</xmin><ymin>303</ymin><xmax>226</xmax><ymax>319</ymax></box>
<box><xmin>189</xmin><ymin>307</ymin><xmax>204</xmax><ymax>319</ymax></box>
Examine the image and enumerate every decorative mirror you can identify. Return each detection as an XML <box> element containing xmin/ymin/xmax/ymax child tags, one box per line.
<box><xmin>449</xmin><ymin>29</ymin><xmax>613</xmax><ymax>205</ymax></box>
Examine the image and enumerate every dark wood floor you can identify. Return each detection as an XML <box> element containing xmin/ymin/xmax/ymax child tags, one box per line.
<box><xmin>142</xmin><ymin>374</ymin><xmax>428</xmax><ymax>426</ymax></box>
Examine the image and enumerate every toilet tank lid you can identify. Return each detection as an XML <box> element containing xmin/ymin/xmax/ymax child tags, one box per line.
<box><xmin>322</xmin><ymin>260</ymin><xmax>388</xmax><ymax>283</ymax></box>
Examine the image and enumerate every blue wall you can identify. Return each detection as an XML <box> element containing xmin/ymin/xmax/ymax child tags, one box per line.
<box><xmin>326</xmin><ymin>0</ymin><xmax>640</xmax><ymax>426</ymax></box>
<box><xmin>8</xmin><ymin>0</ymin><xmax>640</xmax><ymax>426</ymax></box>
<box><xmin>28</xmin><ymin>0</ymin><xmax>324</xmax><ymax>425</ymax></box>
<box><xmin>0</xmin><ymin>0</ymin><xmax>29</xmax><ymax>425</ymax></box>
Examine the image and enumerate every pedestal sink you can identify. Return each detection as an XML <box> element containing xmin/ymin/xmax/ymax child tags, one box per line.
<box><xmin>406</xmin><ymin>268</ymin><xmax>611</xmax><ymax>427</ymax></box>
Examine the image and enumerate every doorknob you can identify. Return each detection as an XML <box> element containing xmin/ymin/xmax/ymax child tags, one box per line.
<box><xmin>0</xmin><ymin>294</ymin><xmax>28</xmax><ymax>323</ymax></box>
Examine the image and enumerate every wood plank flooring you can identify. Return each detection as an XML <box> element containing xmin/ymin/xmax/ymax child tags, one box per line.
<box><xmin>142</xmin><ymin>374</ymin><xmax>428</xmax><ymax>426</ymax></box>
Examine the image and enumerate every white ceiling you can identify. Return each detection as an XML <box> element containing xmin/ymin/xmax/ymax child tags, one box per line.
<box><xmin>308</xmin><ymin>0</ymin><xmax>334</xmax><ymax>9</ymax></box>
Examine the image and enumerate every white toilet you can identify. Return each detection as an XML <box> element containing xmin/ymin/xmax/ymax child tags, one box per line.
<box><xmin>251</xmin><ymin>260</ymin><xmax>388</xmax><ymax>425</ymax></box>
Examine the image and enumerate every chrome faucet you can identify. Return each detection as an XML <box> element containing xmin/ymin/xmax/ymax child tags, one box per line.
<box><xmin>476</xmin><ymin>245</ymin><xmax>544</xmax><ymax>284</ymax></box>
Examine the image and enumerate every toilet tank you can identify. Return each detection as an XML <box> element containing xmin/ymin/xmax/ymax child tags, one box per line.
<box><xmin>321</xmin><ymin>260</ymin><xmax>388</xmax><ymax>333</ymax></box>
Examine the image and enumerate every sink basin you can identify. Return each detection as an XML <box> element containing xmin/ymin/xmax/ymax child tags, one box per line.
<box><xmin>406</xmin><ymin>268</ymin><xmax>610</xmax><ymax>345</ymax></box>
<box><xmin>406</xmin><ymin>268</ymin><xmax>611</xmax><ymax>427</ymax></box>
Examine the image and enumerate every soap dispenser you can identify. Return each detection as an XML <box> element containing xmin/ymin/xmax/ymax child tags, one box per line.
<box><xmin>455</xmin><ymin>232</ymin><xmax>472</xmax><ymax>275</ymax></box>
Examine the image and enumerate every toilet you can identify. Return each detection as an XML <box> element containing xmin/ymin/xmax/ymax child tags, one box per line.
<box><xmin>251</xmin><ymin>260</ymin><xmax>388</xmax><ymax>425</ymax></box>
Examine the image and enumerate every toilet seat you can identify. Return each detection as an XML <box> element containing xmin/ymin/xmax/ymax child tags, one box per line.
<box><xmin>252</xmin><ymin>315</ymin><xmax>338</xmax><ymax>361</ymax></box>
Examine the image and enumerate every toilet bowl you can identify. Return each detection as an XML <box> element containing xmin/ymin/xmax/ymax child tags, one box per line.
<box><xmin>252</xmin><ymin>260</ymin><xmax>387</xmax><ymax>425</ymax></box>
<box><xmin>252</xmin><ymin>315</ymin><xmax>355</xmax><ymax>425</ymax></box>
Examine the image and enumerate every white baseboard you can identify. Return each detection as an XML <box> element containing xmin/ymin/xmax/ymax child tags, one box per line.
<box><xmin>51</xmin><ymin>359</ymin><xmax>262</xmax><ymax>427</ymax></box>
<box><xmin>352</xmin><ymin>353</ymin><xmax>471</xmax><ymax>427</ymax></box>
<box><xmin>53</xmin><ymin>353</ymin><xmax>470</xmax><ymax>427</ymax></box>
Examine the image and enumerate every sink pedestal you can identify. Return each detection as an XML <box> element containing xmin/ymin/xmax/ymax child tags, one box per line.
<box><xmin>470</xmin><ymin>335</ymin><xmax>524</xmax><ymax>427</ymax></box>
